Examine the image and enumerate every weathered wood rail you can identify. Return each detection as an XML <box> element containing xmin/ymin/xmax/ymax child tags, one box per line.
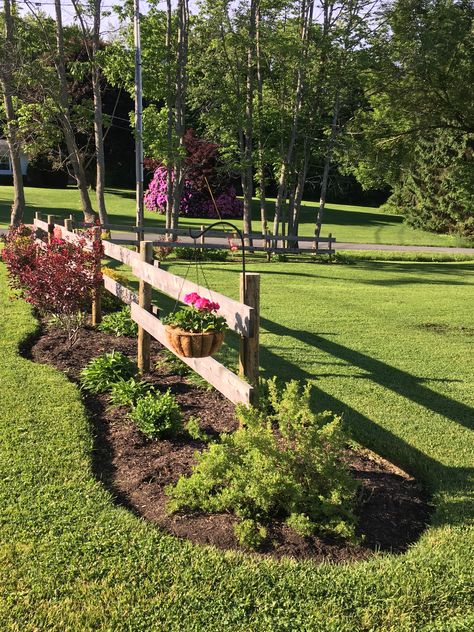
<box><xmin>33</xmin><ymin>216</ymin><xmax>259</xmax><ymax>405</ymax></box>
<box><xmin>64</xmin><ymin>219</ymin><xmax>336</xmax><ymax>256</ymax></box>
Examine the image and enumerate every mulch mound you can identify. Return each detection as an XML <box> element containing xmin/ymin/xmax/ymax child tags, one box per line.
<box><xmin>26</xmin><ymin>322</ymin><xmax>433</xmax><ymax>563</ymax></box>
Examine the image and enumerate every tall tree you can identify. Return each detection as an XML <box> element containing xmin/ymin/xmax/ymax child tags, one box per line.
<box><xmin>54</xmin><ymin>0</ymin><xmax>96</xmax><ymax>222</ymax></box>
<box><xmin>0</xmin><ymin>0</ymin><xmax>26</xmax><ymax>226</ymax></box>
<box><xmin>341</xmin><ymin>0</ymin><xmax>474</xmax><ymax>237</ymax></box>
<box><xmin>70</xmin><ymin>0</ymin><xmax>109</xmax><ymax>224</ymax></box>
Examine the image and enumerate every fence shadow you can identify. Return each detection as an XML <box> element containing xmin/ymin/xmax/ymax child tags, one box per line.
<box><xmin>258</xmin><ymin>316</ymin><xmax>474</xmax><ymax>527</ymax></box>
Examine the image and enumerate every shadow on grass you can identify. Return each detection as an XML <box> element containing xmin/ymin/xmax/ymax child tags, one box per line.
<box><xmin>259</xmin><ymin>316</ymin><xmax>474</xmax><ymax>526</ymax></box>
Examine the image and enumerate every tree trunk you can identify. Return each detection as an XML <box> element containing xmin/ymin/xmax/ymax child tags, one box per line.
<box><xmin>54</xmin><ymin>0</ymin><xmax>96</xmax><ymax>223</ymax></box>
<box><xmin>1</xmin><ymin>0</ymin><xmax>25</xmax><ymax>226</ymax></box>
<box><xmin>288</xmin><ymin>143</ymin><xmax>309</xmax><ymax>248</ymax></box>
<box><xmin>165</xmin><ymin>0</ymin><xmax>174</xmax><ymax>233</ymax></box>
<box><xmin>171</xmin><ymin>0</ymin><xmax>188</xmax><ymax>232</ymax></box>
<box><xmin>272</xmin><ymin>0</ymin><xmax>314</xmax><ymax>238</ymax></box>
<box><xmin>92</xmin><ymin>0</ymin><xmax>108</xmax><ymax>224</ymax></box>
<box><xmin>255</xmin><ymin>4</ymin><xmax>267</xmax><ymax>236</ymax></box>
<box><xmin>241</xmin><ymin>0</ymin><xmax>257</xmax><ymax>246</ymax></box>
<box><xmin>315</xmin><ymin>93</ymin><xmax>340</xmax><ymax>238</ymax></box>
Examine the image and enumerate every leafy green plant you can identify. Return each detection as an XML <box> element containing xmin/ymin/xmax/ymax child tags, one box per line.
<box><xmin>166</xmin><ymin>380</ymin><xmax>358</xmax><ymax>549</ymax></box>
<box><xmin>109</xmin><ymin>377</ymin><xmax>151</xmax><ymax>407</ymax></box>
<box><xmin>185</xmin><ymin>416</ymin><xmax>209</xmax><ymax>441</ymax></box>
<box><xmin>80</xmin><ymin>352</ymin><xmax>138</xmax><ymax>394</ymax></box>
<box><xmin>98</xmin><ymin>306</ymin><xmax>138</xmax><ymax>337</ymax></box>
<box><xmin>130</xmin><ymin>390</ymin><xmax>183</xmax><ymax>439</ymax></box>
<box><xmin>234</xmin><ymin>519</ymin><xmax>267</xmax><ymax>549</ymax></box>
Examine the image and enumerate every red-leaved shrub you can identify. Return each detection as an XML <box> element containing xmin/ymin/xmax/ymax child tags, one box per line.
<box><xmin>2</xmin><ymin>224</ymin><xmax>103</xmax><ymax>342</ymax></box>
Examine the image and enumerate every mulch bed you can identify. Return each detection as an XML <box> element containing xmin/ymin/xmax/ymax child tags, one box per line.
<box><xmin>25</xmin><ymin>322</ymin><xmax>433</xmax><ymax>563</ymax></box>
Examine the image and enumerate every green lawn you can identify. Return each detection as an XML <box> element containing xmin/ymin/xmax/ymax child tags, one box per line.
<box><xmin>0</xmin><ymin>184</ymin><xmax>465</xmax><ymax>247</ymax></box>
<box><xmin>1</xmin><ymin>254</ymin><xmax>473</xmax><ymax>630</ymax></box>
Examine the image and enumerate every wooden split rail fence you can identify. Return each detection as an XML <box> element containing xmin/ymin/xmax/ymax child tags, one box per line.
<box><xmin>68</xmin><ymin>220</ymin><xmax>336</xmax><ymax>257</ymax></box>
<box><xmin>33</xmin><ymin>214</ymin><xmax>260</xmax><ymax>406</ymax></box>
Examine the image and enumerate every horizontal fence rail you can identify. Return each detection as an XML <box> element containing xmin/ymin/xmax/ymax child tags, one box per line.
<box><xmin>45</xmin><ymin>216</ymin><xmax>336</xmax><ymax>256</ymax></box>
<box><xmin>32</xmin><ymin>216</ymin><xmax>258</xmax><ymax>405</ymax></box>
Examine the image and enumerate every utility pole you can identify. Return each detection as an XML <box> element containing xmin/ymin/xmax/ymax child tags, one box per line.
<box><xmin>134</xmin><ymin>0</ymin><xmax>144</xmax><ymax>241</ymax></box>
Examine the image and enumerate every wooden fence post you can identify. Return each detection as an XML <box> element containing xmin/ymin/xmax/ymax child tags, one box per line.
<box><xmin>47</xmin><ymin>214</ymin><xmax>55</xmax><ymax>244</ymax></box>
<box><xmin>137</xmin><ymin>240</ymin><xmax>153</xmax><ymax>373</ymax></box>
<box><xmin>239</xmin><ymin>272</ymin><xmax>260</xmax><ymax>402</ymax></box>
<box><xmin>64</xmin><ymin>218</ymin><xmax>73</xmax><ymax>233</ymax></box>
<box><xmin>91</xmin><ymin>226</ymin><xmax>102</xmax><ymax>326</ymax></box>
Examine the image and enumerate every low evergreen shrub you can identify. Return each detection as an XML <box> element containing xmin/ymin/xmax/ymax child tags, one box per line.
<box><xmin>166</xmin><ymin>379</ymin><xmax>358</xmax><ymax>549</ymax></box>
<box><xmin>130</xmin><ymin>390</ymin><xmax>183</xmax><ymax>439</ymax></box>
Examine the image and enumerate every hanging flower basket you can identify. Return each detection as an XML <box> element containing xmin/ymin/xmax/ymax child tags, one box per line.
<box><xmin>162</xmin><ymin>292</ymin><xmax>227</xmax><ymax>359</ymax></box>
<box><xmin>165</xmin><ymin>326</ymin><xmax>225</xmax><ymax>358</ymax></box>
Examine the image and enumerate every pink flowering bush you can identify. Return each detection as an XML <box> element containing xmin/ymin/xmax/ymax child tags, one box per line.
<box><xmin>144</xmin><ymin>166</ymin><xmax>243</xmax><ymax>219</ymax></box>
<box><xmin>144</xmin><ymin>130</ymin><xmax>243</xmax><ymax>219</ymax></box>
<box><xmin>162</xmin><ymin>292</ymin><xmax>227</xmax><ymax>333</ymax></box>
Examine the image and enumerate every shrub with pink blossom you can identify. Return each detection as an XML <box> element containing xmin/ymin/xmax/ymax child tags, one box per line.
<box><xmin>144</xmin><ymin>166</ymin><xmax>243</xmax><ymax>219</ymax></box>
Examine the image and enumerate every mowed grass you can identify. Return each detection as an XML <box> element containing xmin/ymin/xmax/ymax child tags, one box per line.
<box><xmin>1</xmin><ymin>254</ymin><xmax>473</xmax><ymax>630</ymax></box>
<box><xmin>0</xmin><ymin>184</ymin><xmax>464</xmax><ymax>247</ymax></box>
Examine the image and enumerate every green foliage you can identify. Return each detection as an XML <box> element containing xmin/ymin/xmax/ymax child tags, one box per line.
<box><xmin>340</xmin><ymin>0</ymin><xmax>474</xmax><ymax>237</ymax></box>
<box><xmin>173</xmin><ymin>247</ymin><xmax>229</xmax><ymax>262</ymax></box>
<box><xmin>80</xmin><ymin>352</ymin><xmax>138</xmax><ymax>394</ymax></box>
<box><xmin>185</xmin><ymin>416</ymin><xmax>208</xmax><ymax>442</ymax></box>
<box><xmin>98</xmin><ymin>306</ymin><xmax>138</xmax><ymax>337</ymax></box>
<box><xmin>234</xmin><ymin>519</ymin><xmax>267</xmax><ymax>550</ymax></box>
<box><xmin>109</xmin><ymin>377</ymin><xmax>151</xmax><ymax>408</ymax></box>
<box><xmin>166</xmin><ymin>380</ymin><xmax>358</xmax><ymax>549</ymax></box>
<box><xmin>130</xmin><ymin>390</ymin><xmax>183</xmax><ymax>439</ymax></box>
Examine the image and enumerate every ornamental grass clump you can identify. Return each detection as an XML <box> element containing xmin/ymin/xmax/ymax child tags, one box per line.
<box><xmin>166</xmin><ymin>379</ymin><xmax>358</xmax><ymax>550</ymax></box>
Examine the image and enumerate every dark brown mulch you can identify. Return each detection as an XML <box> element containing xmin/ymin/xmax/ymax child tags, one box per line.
<box><xmin>27</xmin><ymin>322</ymin><xmax>433</xmax><ymax>563</ymax></box>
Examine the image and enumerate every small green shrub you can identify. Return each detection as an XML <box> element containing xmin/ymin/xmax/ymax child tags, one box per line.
<box><xmin>109</xmin><ymin>377</ymin><xmax>151</xmax><ymax>407</ymax></box>
<box><xmin>130</xmin><ymin>390</ymin><xmax>183</xmax><ymax>439</ymax></box>
<box><xmin>166</xmin><ymin>379</ymin><xmax>358</xmax><ymax>549</ymax></box>
<box><xmin>234</xmin><ymin>519</ymin><xmax>267</xmax><ymax>549</ymax></box>
<box><xmin>174</xmin><ymin>246</ymin><xmax>228</xmax><ymax>262</ymax></box>
<box><xmin>270</xmin><ymin>252</ymin><xmax>288</xmax><ymax>263</ymax></box>
<box><xmin>80</xmin><ymin>352</ymin><xmax>138</xmax><ymax>394</ymax></box>
<box><xmin>156</xmin><ymin>350</ymin><xmax>190</xmax><ymax>376</ymax></box>
<box><xmin>185</xmin><ymin>416</ymin><xmax>208</xmax><ymax>441</ymax></box>
<box><xmin>98</xmin><ymin>306</ymin><xmax>138</xmax><ymax>337</ymax></box>
<box><xmin>203</xmin><ymin>249</ymin><xmax>229</xmax><ymax>262</ymax></box>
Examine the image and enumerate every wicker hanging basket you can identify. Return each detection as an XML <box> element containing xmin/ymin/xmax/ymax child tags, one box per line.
<box><xmin>165</xmin><ymin>326</ymin><xmax>225</xmax><ymax>358</ymax></box>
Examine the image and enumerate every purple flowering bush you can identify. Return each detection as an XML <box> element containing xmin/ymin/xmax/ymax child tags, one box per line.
<box><xmin>144</xmin><ymin>166</ymin><xmax>243</xmax><ymax>219</ymax></box>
